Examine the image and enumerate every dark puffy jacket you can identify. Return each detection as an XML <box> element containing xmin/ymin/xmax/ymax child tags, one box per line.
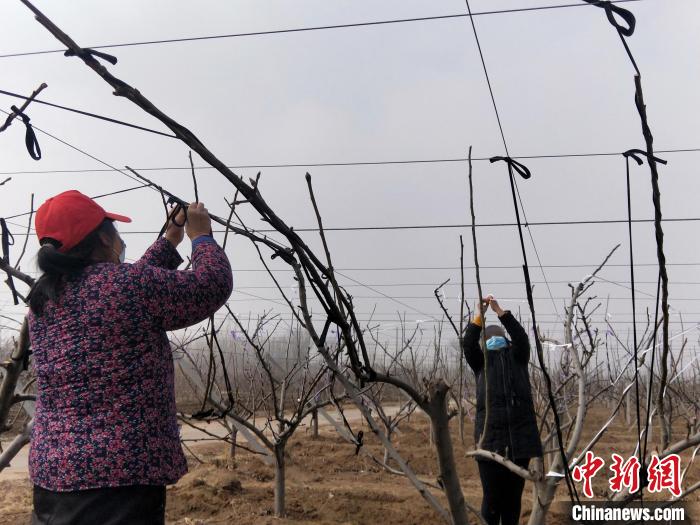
<box><xmin>463</xmin><ymin>312</ymin><xmax>543</xmax><ymax>460</ymax></box>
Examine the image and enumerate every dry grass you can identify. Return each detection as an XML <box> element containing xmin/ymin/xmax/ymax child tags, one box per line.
<box><xmin>0</xmin><ymin>406</ymin><xmax>698</xmax><ymax>524</ymax></box>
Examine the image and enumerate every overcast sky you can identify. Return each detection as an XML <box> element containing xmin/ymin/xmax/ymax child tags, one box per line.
<box><xmin>1</xmin><ymin>0</ymin><xmax>699</xmax><ymax>353</ymax></box>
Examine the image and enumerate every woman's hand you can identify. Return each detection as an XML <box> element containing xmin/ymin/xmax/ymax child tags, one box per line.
<box><xmin>164</xmin><ymin>206</ymin><xmax>185</xmax><ymax>247</ymax></box>
<box><xmin>472</xmin><ymin>295</ymin><xmax>492</xmax><ymax>326</ymax></box>
<box><xmin>186</xmin><ymin>202</ymin><xmax>213</xmax><ymax>240</ymax></box>
<box><xmin>489</xmin><ymin>296</ymin><xmax>506</xmax><ymax>317</ymax></box>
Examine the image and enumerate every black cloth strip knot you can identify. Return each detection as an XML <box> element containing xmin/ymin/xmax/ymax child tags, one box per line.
<box><xmin>64</xmin><ymin>48</ymin><xmax>118</xmax><ymax>65</ymax></box>
<box><xmin>0</xmin><ymin>218</ymin><xmax>20</xmax><ymax>305</ymax></box>
<box><xmin>584</xmin><ymin>0</ymin><xmax>636</xmax><ymax>37</ymax></box>
<box><xmin>489</xmin><ymin>156</ymin><xmax>531</xmax><ymax>180</ymax></box>
<box><xmin>10</xmin><ymin>105</ymin><xmax>41</xmax><ymax>160</ymax></box>
<box><xmin>623</xmin><ymin>148</ymin><xmax>668</xmax><ymax>166</ymax></box>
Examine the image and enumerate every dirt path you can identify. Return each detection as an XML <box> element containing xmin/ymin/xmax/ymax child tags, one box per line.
<box><xmin>0</xmin><ymin>405</ymin><xmax>398</xmax><ymax>483</ymax></box>
<box><xmin>0</xmin><ymin>406</ymin><xmax>698</xmax><ymax>525</ymax></box>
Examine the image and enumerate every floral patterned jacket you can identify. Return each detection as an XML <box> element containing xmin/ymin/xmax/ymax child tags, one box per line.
<box><xmin>28</xmin><ymin>236</ymin><xmax>232</xmax><ymax>491</ymax></box>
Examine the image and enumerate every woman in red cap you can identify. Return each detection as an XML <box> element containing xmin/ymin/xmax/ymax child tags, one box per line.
<box><xmin>27</xmin><ymin>190</ymin><xmax>233</xmax><ymax>525</ymax></box>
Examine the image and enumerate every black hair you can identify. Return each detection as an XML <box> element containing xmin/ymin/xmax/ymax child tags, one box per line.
<box><xmin>484</xmin><ymin>325</ymin><xmax>506</xmax><ymax>340</ymax></box>
<box><xmin>29</xmin><ymin>219</ymin><xmax>118</xmax><ymax>315</ymax></box>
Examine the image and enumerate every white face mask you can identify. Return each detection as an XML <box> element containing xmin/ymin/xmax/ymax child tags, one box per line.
<box><xmin>113</xmin><ymin>239</ymin><xmax>126</xmax><ymax>263</ymax></box>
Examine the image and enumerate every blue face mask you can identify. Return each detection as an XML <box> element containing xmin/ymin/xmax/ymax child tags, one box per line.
<box><xmin>486</xmin><ymin>336</ymin><xmax>508</xmax><ymax>351</ymax></box>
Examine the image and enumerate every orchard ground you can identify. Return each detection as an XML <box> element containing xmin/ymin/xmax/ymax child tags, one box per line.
<box><xmin>0</xmin><ymin>406</ymin><xmax>698</xmax><ymax>524</ymax></box>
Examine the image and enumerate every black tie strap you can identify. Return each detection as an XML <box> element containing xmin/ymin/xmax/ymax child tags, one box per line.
<box><xmin>585</xmin><ymin>0</ymin><xmax>639</xmax><ymax>75</ymax></box>
<box><xmin>64</xmin><ymin>47</ymin><xmax>118</xmax><ymax>66</ymax></box>
<box><xmin>0</xmin><ymin>218</ymin><xmax>20</xmax><ymax>305</ymax></box>
<box><xmin>584</xmin><ymin>0</ymin><xmax>636</xmax><ymax>37</ymax></box>
<box><xmin>10</xmin><ymin>106</ymin><xmax>41</xmax><ymax>160</ymax></box>
<box><xmin>623</xmin><ymin>148</ymin><xmax>668</xmax><ymax>166</ymax></box>
<box><xmin>169</xmin><ymin>198</ymin><xmax>188</xmax><ymax>227</ymax></box>
<box><xmin>624</xmin><ymin>149</ymin><xmax>643</xmax><ymax>166</ymax></box>
<box><xmin>622</xmin><ymin>147</ymin><xmax>667</xmax><ymax>480</ymax></box>
<box><xmin>157</xmin><ymin>197</ymin><xmax>189</xmax><ymax>239</ymax></box>
<box><xmin>1</xmin><ymin>219</ymin><xmax>15</xmax><ymax>260</ymax></box>
<box><xmin>489</xmin><ymin>156</ymin><xmax>531</xmax><ymax>179</ymax></box>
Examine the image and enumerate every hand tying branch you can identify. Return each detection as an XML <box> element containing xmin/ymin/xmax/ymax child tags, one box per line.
<box><xmin>473</xmin><ymin>294</ymin><xmax>506</xmax><ymax>324</ymax></box>
<box><xmin>486</xmin><ymin>296</ymin><xmax>506</xmax><ymax>317</ymax></box>
<box><xmin>163</xmin><ymin>206</ymin><xmax>185</xmax><ymax>248</ymax></box>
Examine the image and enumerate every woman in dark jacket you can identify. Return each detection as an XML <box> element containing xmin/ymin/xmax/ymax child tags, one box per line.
<box><xmin>27</xmin><ymin>190</ymin><xmax>233</xmax><ymax>525</ymax></box>
<box><xmin>463</xmin><ymin>295</ymin><xmax>542</xmax><ymax>525</ymax></box>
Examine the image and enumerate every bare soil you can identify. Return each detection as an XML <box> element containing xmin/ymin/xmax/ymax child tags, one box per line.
<box><xmin>0</xmin><ymin>406</ymin><xmax>698</xmax><ymax>524</ymax></box>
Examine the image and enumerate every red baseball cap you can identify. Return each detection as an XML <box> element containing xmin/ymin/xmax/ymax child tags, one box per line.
<box><xmin>35</xmin><ymin>190</ymin><xmax>131</xmax><ymax>253</ymax></box>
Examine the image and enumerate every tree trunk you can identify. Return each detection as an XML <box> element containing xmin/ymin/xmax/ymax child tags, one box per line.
<box><xmin>427</xmin><ymin>380</ymin><xmax>468</xmax><ymax>525</ymax></box>
<box><xmin>528</xmin><ymin>488</ymin><xmax>551</xmax><ymax>525</ymax></box>
<box><xmin>527</xmin><ymin>460</ymin><xmax>556</xmax><ymax>525</ymax></box>
<box><xmin>383</xmin><ymin>427</ymin><xmax>393</xmax><ymax>466</ymax></box>
<box><xmin>458</xmin><ymin>402</ymin><xmax>466</xmax><ymax>447</ymax></box>
<box><xmin>228</xmin><ymin>427</ymin><xmax>238</xmax><ymax>469</ymax></box>
<box><xmin>0</xmin><ymin>320</ymin><xmax>29</xmax><ymax>434</ymax></box>
<box><xmin>274</xmin><ymin>444</ymin><xmax>286</xmax><ymax>517</ymax></box>
<box><xmin>0</xmin><ymin>418</ymin><xmax>32</xmax><ymax>471</ymax></box>
<box><xmin>311</xmin><ymin>408</ymin><xmax>319</xmax><ymax>439</ymax></box>
<box><xmin>625</xmin><ymin>388</ymin><xmax>632</xmax><ymax>426</ymax></box>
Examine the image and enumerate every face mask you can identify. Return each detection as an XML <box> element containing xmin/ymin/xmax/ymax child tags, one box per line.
<box><xmin>486</xmin><ymin>336</ymin><xmax>508</xmax><ymax>351</ymax></box>
<box><xmin>113</xmin><ymin>239</ymin><xmax>126</xmax><ymax>263</ymax></box>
